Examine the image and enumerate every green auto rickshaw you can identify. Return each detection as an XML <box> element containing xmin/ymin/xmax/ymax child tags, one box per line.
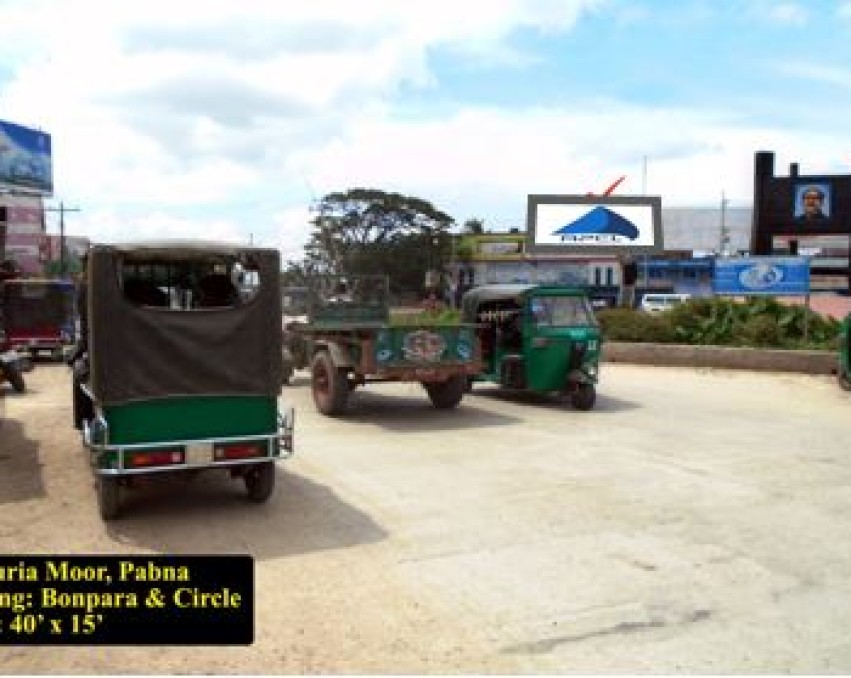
<box><xmin>461</xmin><ymin>284</ymin><xmax>601</xmax><ymax>409</ymax></box>
<box><xmin>73</xmin><ymin>240</ymin><xmax>295</xmax><ymax>520</ymax></box>
<box><xmin>838</xmin><ymin>312</ymin><xmax>851</xmax><ymax>391</ymax></box>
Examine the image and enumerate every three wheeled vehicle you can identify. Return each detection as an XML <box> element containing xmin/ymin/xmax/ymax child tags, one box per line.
<box><xmin>838</xmin><ymin>312</ymin><xmax>851</xmax><ymax>391</ymax></box>
<box><xmin>73</xmin><ymin>240</ymin><xmax>294</xmax><ymax>520</ymax></box>
<box><xmin>461</xmin><ymin>284</ymin><xmax>601</xmax><ymax>409</ymax></box>
<box><xmin>1</xmin><ymin>278</ymin><xmax>76</xmax><ymax>360</ymax></box>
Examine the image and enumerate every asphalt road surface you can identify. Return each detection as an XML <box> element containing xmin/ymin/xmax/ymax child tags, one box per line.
<box><xmin>1</xmin><ymin>362</ymin><xmax>850</xmax><ymax>673</ymax></box>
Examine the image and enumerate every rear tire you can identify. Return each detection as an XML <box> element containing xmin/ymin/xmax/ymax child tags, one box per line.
<box><xmin>244</xmin><ymin>462</ymin><xmax>276</xmax><ymax>503</ymax></box>
<box><xmin>425</xmin><ymin>375</ymin><xmax>466</xmax><ymax>409</ymax></box>
<box><xmin>1</xmin><ymin>362</ymin><xmax>26</xmax><ymax>393</ymax></box>
<box><xmin>97</xmin><ymin>476</ymin><xmax>120</xmax><ymax>520</ymax></box>
<box><xmin>571</xmin><ymin>383</ymin><xmax>596</xmax><ymax>411</ymax></box>
<box><xmin>311</xmin><ymin>351</ymin><xmax>349</xmax><ymax>415</ymax></box>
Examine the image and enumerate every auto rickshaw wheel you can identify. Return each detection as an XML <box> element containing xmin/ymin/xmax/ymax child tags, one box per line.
<box><xmin>1</xmin><ymin>361</ymin><xmax>26</xmax><ymax>393</ymax></box>
<box><xmin>97</xmin><ymin>476</ymin><xmax>121</xmax><ymax>520</ymax></box>
<box><xmin>571</xmin><ymin>383</ymin><xmax>596</xmax><ymax>411</ymax></box>
<box><xmin>244</xmin><ymin>462</ymin><xmax>275</xmax><ymax>502</ymax></box>
<box><xmin>425</xmin><ymin>375</ymin><xmax>466</xmax><ymax>409</ymax></box>
<box><xmin>311</xmin><ymin>351</ymin><xmax>349</xmax><ymax>416</ymax></box>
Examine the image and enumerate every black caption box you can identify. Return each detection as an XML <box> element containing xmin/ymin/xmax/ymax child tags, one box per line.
<box><xmin>0</xmin><ymin>555</ymin><xmax>253</xmax><ymax>645</ymax></box>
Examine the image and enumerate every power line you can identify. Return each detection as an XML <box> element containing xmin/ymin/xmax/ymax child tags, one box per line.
<box><xmin>44</xmin><ymin>200</ymin><xmax>81</xmax><ymax>278</ymax></box>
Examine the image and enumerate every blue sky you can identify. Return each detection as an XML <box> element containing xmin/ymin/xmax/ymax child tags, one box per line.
<box><xmin>1</xmin><ymin>0</ymin><xmax>850</xmax><ymax>262</ymax></box>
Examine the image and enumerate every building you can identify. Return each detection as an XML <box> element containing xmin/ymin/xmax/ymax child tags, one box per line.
<box><xmin>0</xmin><ymin>194</ymin><xmax>88</xmax><ymax>277</ymax></box>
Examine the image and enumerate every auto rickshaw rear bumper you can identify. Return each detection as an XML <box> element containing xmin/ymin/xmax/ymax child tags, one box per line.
<box><xmin>83</xmin><ymin>407</ymin><xmax>295</xmax><ymax>477</ymax></box>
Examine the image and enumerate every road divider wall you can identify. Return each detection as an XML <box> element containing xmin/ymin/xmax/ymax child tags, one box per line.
<box><xmin>602</xmin><ymin>342</ymin><xmax>838</xmax><ymax>375</ymax></box>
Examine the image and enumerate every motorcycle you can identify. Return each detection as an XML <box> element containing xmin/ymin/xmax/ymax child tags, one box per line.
<box><xmin>0</xmin><ymin>348</ymin><xmax>32</xmax><ymax>393</ymax></box>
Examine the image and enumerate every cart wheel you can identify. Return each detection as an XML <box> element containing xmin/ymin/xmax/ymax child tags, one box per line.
<box><xmin>244</xmin><ymin>462</ymin><xmax>276</xmax><ymax>503</ymax></box>
<box><xmin>310</xmin><ymin>351</ymin><xmax>349</xmax><ymax>415</ymax></box>
<box><xmin>425</xmin><ymin>375</ymin><xmax>466</xmax><ymax>409</ymax></box>
<box><xmin>838</xmin><ymin>371</ymin><xmax>851</xmax><ymax>392</ymax></box>
<box><xmin>1</xmin><ymin>362</ymin><xmax>26</xmax><ymax>393</ymax></box>
<box><xmin>571</xmin><ymin>383</ymin><xmax>596</xmax><ymax>411</ymax></box>
<box><xmin>97</xmin><ymin>476</ymin><xmax>121</xmax><ymax>520</ymax></box>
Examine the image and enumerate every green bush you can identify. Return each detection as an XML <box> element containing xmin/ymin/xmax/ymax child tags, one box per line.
<box><xmin>599</xmin><ymin>296</ymin><xmax>842</xmax><ymax>350</ymax></box>
<box><xmin>596</xmin><ymin>308</ymin><xmax>676</xmax><ymax>343</ymax></box>
<box><xmin>736</xmin><ymin>315</ymin><xmax>782</xmax><ymax>347</ymax></box>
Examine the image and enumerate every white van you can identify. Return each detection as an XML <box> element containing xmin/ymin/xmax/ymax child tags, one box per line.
<box><xmin>639</xmin><ymin>293</ymin><xmax>691</xmax><ymax>313</ymax></box>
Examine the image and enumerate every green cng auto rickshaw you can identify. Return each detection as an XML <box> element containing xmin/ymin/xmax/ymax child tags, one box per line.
<box><xmin>461</xmin><ymin>284</ymin><xmax>601</xmax><ymax>409</ymax></box>
<box><xmin>838</xmin><ymin>312</ymin><xmax>851</xmax><ymax>391</ymax></box>
<box><xmin>73</xmin><ymin>240</ymin><xmax>294</xmax><ymax>520</ymax></box>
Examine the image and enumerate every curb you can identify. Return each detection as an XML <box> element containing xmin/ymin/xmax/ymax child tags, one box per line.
<box><xmin>602</xmin><ymin>342</ymin><xmax>839</xmax><ymax>375</ymax></box>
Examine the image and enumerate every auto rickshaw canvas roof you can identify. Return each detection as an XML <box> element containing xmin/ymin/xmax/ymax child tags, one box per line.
<box><xmin>92</xmin><ymin>239</ymin><xmax>275</xmax><ymax>261</ymax></box>
<box><xmin>461</xmin><ymin>283</ymin><xmax>589</xmax><ymax>321</ymax></box>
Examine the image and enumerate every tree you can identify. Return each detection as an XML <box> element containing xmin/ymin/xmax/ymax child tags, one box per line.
<box><xmin>462</xmin><ymin>218</ymin><xmax>485</xmax><ymax>235</ymax></box>
<box><xmin>304</xmin><ymin>188</ymin><xmax>455</xmax><ymax>295</ymax></box>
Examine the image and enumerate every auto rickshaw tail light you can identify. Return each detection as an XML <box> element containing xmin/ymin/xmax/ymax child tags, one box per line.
<box><xmin>128</xmin><ymin>449</ymin><xmax>184</xmax><ymax>467</ymax></box>
<box><xmin>214</xmin><ymin>444</ymin><xmax>262</xmax><ymax>460</ymax></box>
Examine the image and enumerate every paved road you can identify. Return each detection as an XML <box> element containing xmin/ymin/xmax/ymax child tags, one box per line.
<box><xmin>1</xmin><ymin>363</ymin><xmax>850</xmax><ymax>673</ymax></box>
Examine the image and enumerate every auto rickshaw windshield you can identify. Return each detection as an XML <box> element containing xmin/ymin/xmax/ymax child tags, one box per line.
<box><xmin>529</xmin><ymin>295</ymin><xmax>598</xmax><ymax>327</ymax></box>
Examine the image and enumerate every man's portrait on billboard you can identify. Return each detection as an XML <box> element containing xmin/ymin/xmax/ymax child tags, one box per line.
<box><xmin>794</xmin><ymin>183</ymin><xmax>831</xmax><ymax>224</ymax></box>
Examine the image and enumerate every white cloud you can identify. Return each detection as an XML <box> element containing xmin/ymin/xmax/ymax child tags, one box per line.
<box><xmin>765</xmin><ymin>2</ymin><xmax>809</xmax><ymax>25</ymax></box>
<box><xmin>3</xmin><ymin>0</ymin><xmax>849</xmax><ymax>265</ymax></box>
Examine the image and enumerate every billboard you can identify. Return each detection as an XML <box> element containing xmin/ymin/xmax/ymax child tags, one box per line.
<box><xmin>713</xmin><ymin>256</ymin><xmax>810</xmax><ymax>296</ymax></box>
<box><xmin>456</xmin><ymin>233</ymin><xmax>526</xmax><ymax>261</ymax></box>
<box><xmin>0</xmin><ymin>119</ymin><xmax>53</xmax><ymax>195</ymax></box>
<box><xmin>527</xmin><ymin>195</ymin><xmax>663</xmax><ymax>255</ymax></box>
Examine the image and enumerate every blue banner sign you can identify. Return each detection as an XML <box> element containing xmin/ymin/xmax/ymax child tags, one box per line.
<box><xmin>0</xmin><ymin>119</ymin><xmax>53</xmax><ymax>195</ymax></box>
<box><xmin>713</xmin><ymin>256</ymin><xmax>810</xmax><ymax>296</ymax></box>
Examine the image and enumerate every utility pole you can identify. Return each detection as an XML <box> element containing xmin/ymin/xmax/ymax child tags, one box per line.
<box><xmin>719</xmin><ymin>191</ymin><xmax>730</xmax><ymax>256</ymax></box>
<box><xmin>44</xmin><ymin>201</ymin><xmax>81</xmax><ymax>278</ymax></box>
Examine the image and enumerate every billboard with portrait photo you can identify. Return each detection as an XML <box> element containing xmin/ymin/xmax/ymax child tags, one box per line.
<box><xmin>794</xmin><ymin>182</ymin><xmax>831</xmax><ymax>225</ymax></box>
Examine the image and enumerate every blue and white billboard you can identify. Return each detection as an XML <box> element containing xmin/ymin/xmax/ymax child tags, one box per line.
<box><xmin>527</xmin><ymin>195</ymin><xmax>663</xmax><ymax>255</ymax></box>
<box><xmin>713</xmin><ymin>256</ymin><xmax>810</xmax><ymax>296</ymax></box>
<box><xmin>0</xmin><ymin>119</ymin><xmax>53</xmax><ymax>195</ymax></box>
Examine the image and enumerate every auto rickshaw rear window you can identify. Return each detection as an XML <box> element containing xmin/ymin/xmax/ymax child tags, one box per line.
<box><xmin>118</xmin><ymin>255</ymin><xmax>261</xmax><ymax>310</ymax></box>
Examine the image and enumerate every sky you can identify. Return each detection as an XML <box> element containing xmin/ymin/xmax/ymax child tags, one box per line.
<box><xmin>1</xmin><ymin>0</ymin><xmax>850</xmax><ymax>263</ymax></box>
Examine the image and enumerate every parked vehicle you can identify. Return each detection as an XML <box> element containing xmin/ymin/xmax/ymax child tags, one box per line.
<box><xmin>461</xmin><ymin>284</ymin><xmax>601</xmax><ymax>410</ymax></box>
<box><xmin>0</xmin><ymin>348</ymin><xmax>29</xmax><ymax>393</ymax></box>
<box><xmin>281</xmin><ymin>275</ymin><xmax>482</xmax><ymax>415</ymax></box>
<box><xmin>639</xmin><ymin>293</ymin><xmax>691</xmax><ymax>314</ymax></box>
<box><xmin>1</xmin><ymin>278</ymin><xmax>76</xmax><ymax>360</ymax></box>
<box><xmin>73</xmin><ymin>240</ymin><xmax>294</xmax><ymax>520</ymax></box>
<box><xmin>0</xmin><ymin>321</ymin><xmax>33</xmax><ymax>393</ymax></box>
<box><xmin>838</xmin><ymin>312</ymin><xmax>851</xmax><ymax>391</ymax></box>
<box><xmin>280</xmin><ymin>285</ymin><xmax>310</xmax><ymax>385</ymax></box>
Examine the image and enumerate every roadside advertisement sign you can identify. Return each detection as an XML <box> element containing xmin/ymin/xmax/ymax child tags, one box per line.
<box><xmin>713</xmin><ymin>256</ymin><xmax>810</xmax><ymax>296</ymax></box>
<box><xmin>0</xmin><ymin>119</ymin><xmax>53</xmax><ymax>195</ymax></box>
<box><xmin>527</xmin><ymin>195</ymin><xmax>663</xmax><ymax>255</ymax></box>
